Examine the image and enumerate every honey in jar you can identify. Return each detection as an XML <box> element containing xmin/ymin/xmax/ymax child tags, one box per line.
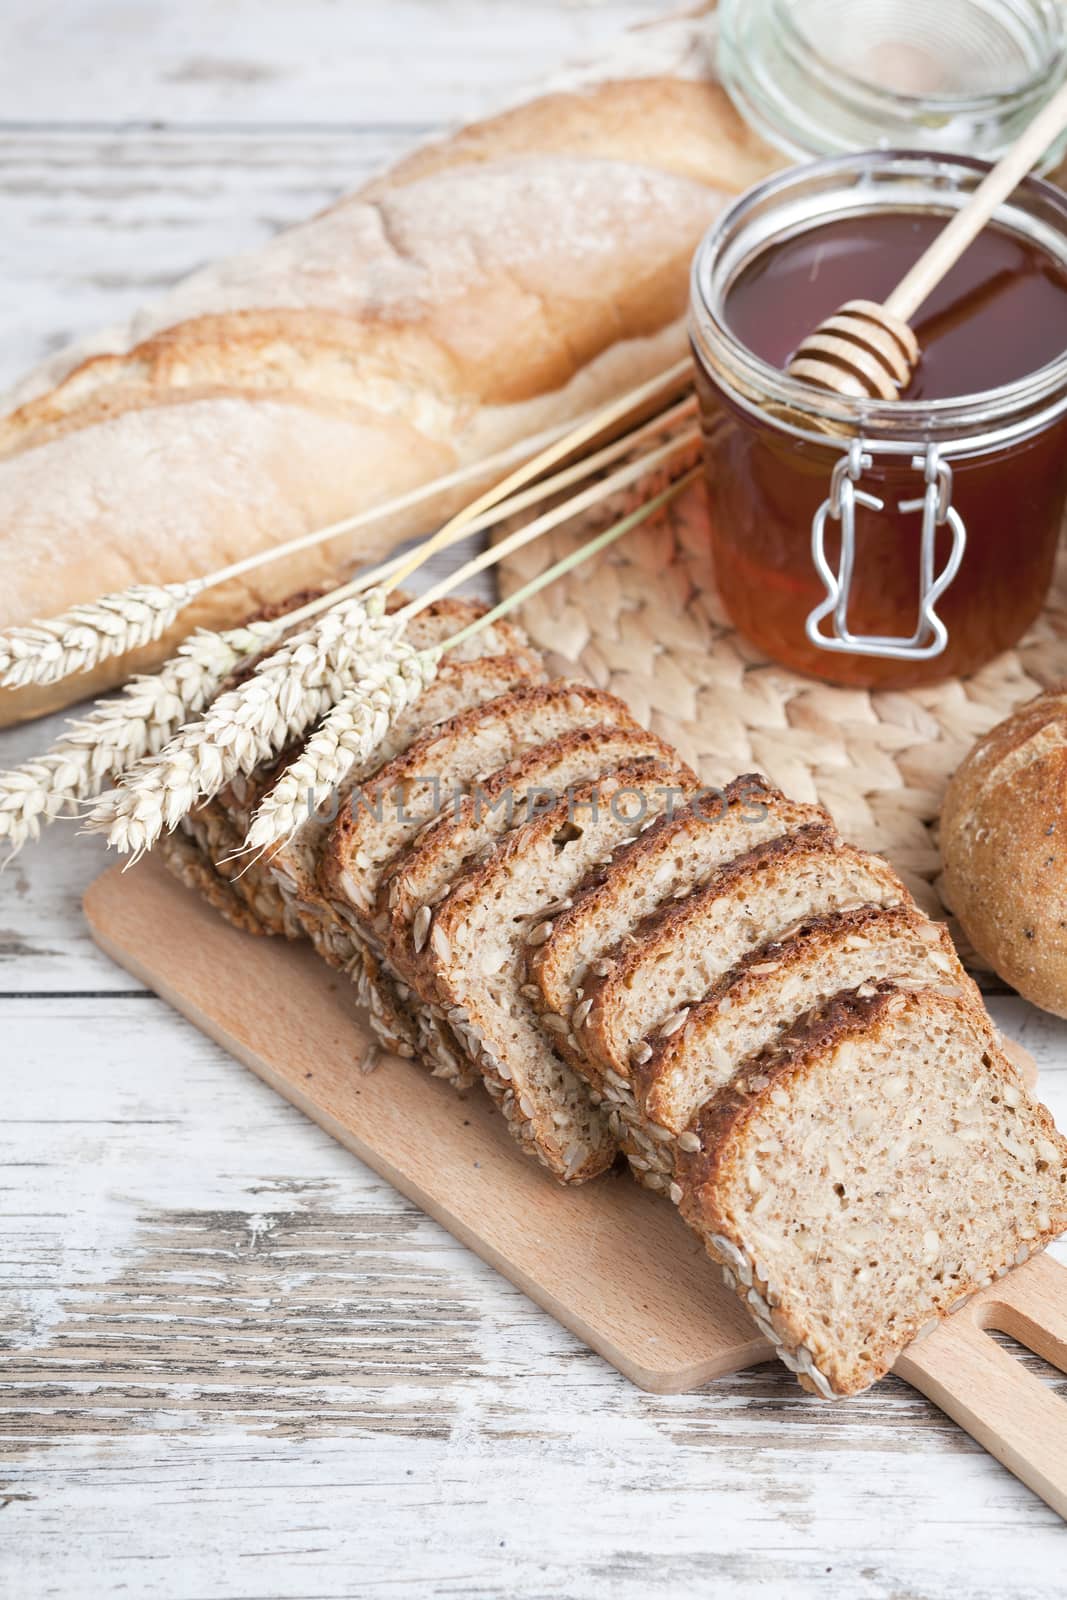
<box><xmin>689</xmin><ymin>152</ymin><xmax>1067</xmax><ymax>688</ymax></box>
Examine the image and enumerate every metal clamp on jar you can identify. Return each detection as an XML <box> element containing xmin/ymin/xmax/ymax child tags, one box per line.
<box><xmin>807</xmin><ymin>440</ymin><xmax>967</xmax><ymax>663</ymax></box>
<box><xmin>688</xmin><ymin>151</ymin><xmax>1067</xmax><ymax>688</ymax></box>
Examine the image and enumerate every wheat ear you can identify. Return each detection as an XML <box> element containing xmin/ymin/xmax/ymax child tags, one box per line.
<box><xmin>0</xmin><ymin>365</ymin><xmax>692</xmax><ymax>694</ymax></box>
<box><xmin>87</xmin><ymin>592</ymin><xmax>397</xmax><ymax>861</ymax></box>
<box><xmin>0</xmin><ymin>581</ymin><xmax>205</xmax><ymax>690</ymax></box>
<box><xmin>0</xmin><ymin>619</ymin><xmax>280</xmax><ymax>861</ymax></box>
<box><xmin>241</xmin><ymin>641</ymin><xmax>441</xmax><ymax>855</ymax></box>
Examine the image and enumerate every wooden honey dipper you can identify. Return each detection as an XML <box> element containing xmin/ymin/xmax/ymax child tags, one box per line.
<box><xmin>787</xmin><ymin>79</ymin><xmax>1067</xmax><ymax>401</ymax></box>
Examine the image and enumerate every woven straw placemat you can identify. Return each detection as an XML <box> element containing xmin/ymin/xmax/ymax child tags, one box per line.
<box><xmin>495</xmin><ymin>478</ymin><xmax>1067</xmax><ymax>946</ymax></box>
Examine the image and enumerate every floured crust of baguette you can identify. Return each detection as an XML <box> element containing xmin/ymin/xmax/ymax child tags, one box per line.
<box><xmin>676</xmin><ymin>986</ymin><xmax>1067</xmax><ymax>1397</ymax></box>
<box><xmin>372</xmin><ymin>77</ymin><xmax>778</xmax><ymax>200</ymax></box>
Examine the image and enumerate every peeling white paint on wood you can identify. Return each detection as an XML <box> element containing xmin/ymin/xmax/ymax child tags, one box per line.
<box><xmin>3</xmin><ymin>2</ymin><xmax>1067</xmax><ymax>1595</ymax></box>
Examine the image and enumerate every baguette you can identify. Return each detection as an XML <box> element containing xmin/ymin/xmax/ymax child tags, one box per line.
<box><xmin>0</xmin><ymin>29</ymin><xmax>779</xmax><ymax>725</ymax></box>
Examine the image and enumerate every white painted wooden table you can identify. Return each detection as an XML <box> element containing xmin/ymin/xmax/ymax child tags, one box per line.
<box><xmin>3</xmin><ymin>4</ymin><xmax>1067</xmax><ymax>1594</ymax></box>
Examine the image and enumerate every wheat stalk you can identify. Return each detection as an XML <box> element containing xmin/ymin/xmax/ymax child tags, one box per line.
<box><xmin>383</xmin><ymin>360</ymin><xmax>691</xmax><ymax>594</ymax></box>
<box><xmin>239</xmin><ymin>461</ymin><xmax>700</xmax><ymax>861</ymax></box>
<box><xmin>0</xmin><ymin>581</ymin><xmax>204</xmax><ymax>690</ymax></box>
<box><xmin>241</xmin><ymin>642</ymin><xmax>441</xmax><ymax>855</ymax></box>
<box><xmin>0</xmin><ymin>619</ymin><xmax>281</xmax><ymax>860</ymax></box>
<box><xmin>0</xmin><ymin>364</ymin><xmax>692</xmax><ymax>694</ymax></box>
<box><xmin>88</xmin><ymin>592</ymin><xmax>397</xmax><ymax>860</ymax></box>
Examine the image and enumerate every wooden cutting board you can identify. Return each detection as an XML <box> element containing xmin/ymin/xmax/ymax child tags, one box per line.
<box><xmin>84</xmin><ymin>857</ymin><xmax>1067</xmax><ymax>1518</ymax></box>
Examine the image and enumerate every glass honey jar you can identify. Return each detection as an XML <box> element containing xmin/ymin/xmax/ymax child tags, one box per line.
<box><xmin>689</xmin><ymin>150</ymin><xmax>1067</xmax><ymax>688</ymax></box>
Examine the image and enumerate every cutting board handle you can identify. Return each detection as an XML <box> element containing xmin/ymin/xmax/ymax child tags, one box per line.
<box><xmin>895</xmin><ymin>1252</ymin><xmax>1067</xmax><ymax>1519</ymax></box>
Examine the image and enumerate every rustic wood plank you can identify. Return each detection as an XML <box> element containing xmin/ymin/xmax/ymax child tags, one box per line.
<box><xmin>0</xmin><ymin>0</ymin><xmax>654</xmax><ymax>125</ymax></box>
<box><xmin>0</xmin><ymin>130</ymin><xmax>419</xmax><ymax>389</ymax></box>
<box><xmin>4</xmin><ymin>990</ymin><xmax>1067</xmax><ymax>1598</ymax></box>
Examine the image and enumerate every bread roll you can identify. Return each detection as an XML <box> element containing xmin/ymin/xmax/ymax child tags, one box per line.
<box><xmin>0</xmin><ymin>37</ymin><xmax>779</xmax><ymax>724</ymax></box>
<box><xmin>940</xmin><ymin>687</ymin><xmax>1067</xmax><ymax>1016</ymax></box>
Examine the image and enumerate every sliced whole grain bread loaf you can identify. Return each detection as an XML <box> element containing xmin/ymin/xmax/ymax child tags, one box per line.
<box><xmin>320</xmin><ymin>682</ymin><xmax>638</xmax><ymax>927</ymax></box>
<box><xmin>385</xmin><ymin>722</ymin><xmax>686</xmax><ymax>985</ymax></box>
<box><xmin>675</xmin><ymin>985</ymin><xmax>1067</xmax><ymax>1397</ymax></box>
<box><xmin>574</xmin><ymin>825</ymin><xmax>910</xmax><ymax>1085</ymax></box>
<box><xmin>410</xmin><ymin>759</ymin><xmax>697</xmax><ymax>1183</ymax></box>
<box><xmin>529</xmin><ymin>774</ymin><xmax>828</xmax><ymax>1080</ymax></box>
<box><xmin>636</xmin><ymin>905</ymin><xmax>978</xmax><ymax>1139</ymax></box>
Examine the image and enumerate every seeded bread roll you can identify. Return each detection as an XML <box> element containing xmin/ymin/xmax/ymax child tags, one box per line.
<box><xmin>941</xmin><ymin>687</ymin><xmax>1067</xmax><ymax>1017</ymax></box>
<box><xmin>0</xmin><ymin>9</ymin><xmax>779</xmax><ymax>726</ymax></box>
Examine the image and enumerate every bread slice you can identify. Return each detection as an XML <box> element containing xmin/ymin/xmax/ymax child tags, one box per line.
<box><xmin>320</xmin><ymin>682</ymin><xmax>638</xmax><ymax>924</ymax></box>
<box><xmin>529</xmin><ymin>775</ymin><xmax>827</xmax><ymax>1078</ymax></box>
<box><xmin>675</xmin><ymin>985</ymin><xmax>1067</xmax><ymax>1397</ymax></box>
<box><xmin>575</xmin><ymin>825</ymin><xmax>909</xmax><ymax>1086</ymax></box>
<box><xmin>385</xmin><ymin>722</ymin><xmax>686</xmax><ymax>984</ymax></box>
<box><xmin>410</xmin><ymin>759</ymin><xmax>698</xmax><ymax>1182</ymax></box>
<box><xmin>638</xmin><ymin>905</ymin><xmax>978</xmax><ymax>1137</ymax></box>
<box><xmin>611</xmin><ymin>905</ymin><xmax>975</xmax><ymax>1188</ymax></box>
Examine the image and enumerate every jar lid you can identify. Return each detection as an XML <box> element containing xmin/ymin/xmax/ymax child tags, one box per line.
<box><xmin>719</xmin><ymin>0</ymin><xmax>1067</xmax><ymax>163</ymax></box>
